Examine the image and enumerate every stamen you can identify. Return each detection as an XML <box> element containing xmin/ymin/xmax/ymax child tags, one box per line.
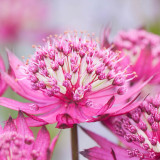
<box><xmin>110</xmin><ymin>94</ymin><xmax>160</xmax><ymax>159</ymax></box>
<box><xmin>22</xmin><ymin>32</ymin><xmax>134</xmax><ymax>104</ymax></box>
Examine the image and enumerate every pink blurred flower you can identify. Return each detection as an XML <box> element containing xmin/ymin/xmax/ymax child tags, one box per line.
<box><xmin>102</xmin><ymin>28</ymin><xmax>160</xmax><ymax>85</ymax></box>
<box><xmin>0</xmin><ymin>0</ymin><xmax>47</xmax><ymax>43</ymax></box>
<box><xmin>0</xmin><ymin>32</ymin><xmax>146</xmax><ymax>128</ymax></box>
<box><xmin>0</xmin><ymin>55</ymin><xmax>7</xmax><ymax>95</ymax></box>
<box><xmin>114</xmin><ymin>29</ymin><xmax>160</xmax><ymax>84</ymax></box>
<box><xmin>0</xmin><ymin>111</ymin><xmax>59</xmax><ymax>160</ymax></box>
<box><xmin>81</xmin><ymin>94</ymin><xmax>160</xmax><ymax>160</ymax></box>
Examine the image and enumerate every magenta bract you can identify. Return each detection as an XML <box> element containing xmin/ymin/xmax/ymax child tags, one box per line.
<box><xmin>81</xmin><ymin>94</ymin><xmax>160</xmax><ymax>160</ymax></box>
<box><xmin>0</xmin><ymin>55</ymin><xmax>7</xmax><ymax>96</ymax></box>
<box><xmin>0</xmin><ymin>111</ymin><xmax>59</xmax><ymax>160</ymax></box>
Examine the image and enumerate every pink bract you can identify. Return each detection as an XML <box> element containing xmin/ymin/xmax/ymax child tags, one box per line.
<box><xmin>0</xmin><ymin>32</ymin><xmax>148</xmax><ymax>128</ymax></box>
<box><xmin>101</xmin><ymin>28</ymin><xmax>160</xmax><ymax>85</ymax></box>
<box><xmin>81</xmin><ymin>94</ymin><xmax>160</xmax><ymax>160</ymax></box>
<box><xmin>0</xmin><ymin>111</ymin><xmax>59</xmax><ymax>160</ymax></box>
<box><xmin>0</xmin><ymin>55</ymin><xmax>7</xmax><ymax>95</ymax></box>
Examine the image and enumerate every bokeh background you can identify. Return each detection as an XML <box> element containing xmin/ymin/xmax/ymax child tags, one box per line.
<box><xmin>0</xmin><ymin>0</ymin><xmax>160</xmax><ymax>159</ymax></box>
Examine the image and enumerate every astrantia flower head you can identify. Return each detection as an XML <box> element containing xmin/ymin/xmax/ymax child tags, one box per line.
<box><xmin>81</xmin><ymin>94</ymin><xmax>160</xmax><ymax>160</ymax></box>
<box><xmin>26</xmin><ymin>32</ymin><xmax>135</xmax><ymax>98</ymax></box>
<box><xmin>0</xmin><ymin>55</ymin><xmax>7</xmax><ymax>95</ymax></box>
<box><xmin>0</xmin><ymin>111</ymin><xmax>59</xmax><ymax>160</ymax></box>
<box><xmin>0</xmin><ymin>31</ymin><xmax>143</xmax><ymax>128</ymax></box>
<box><xmin>114</xmin><ymin>29</ymin><xmax>160</xmax><ymax>84</ymax></box>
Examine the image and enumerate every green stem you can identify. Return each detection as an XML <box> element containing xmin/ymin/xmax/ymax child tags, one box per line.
<box><xmin>71</xmin><ymin>124</ymin><xmax>79</xmax><ymax>160</ymax></box>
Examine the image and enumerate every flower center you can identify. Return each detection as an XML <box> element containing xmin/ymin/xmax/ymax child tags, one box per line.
<box><xmin>20</xmin><ymin>32</ymin><xmax>136</xmax><ymax>103</ymax></box>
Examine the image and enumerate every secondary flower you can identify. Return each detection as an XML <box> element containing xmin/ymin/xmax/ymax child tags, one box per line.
<box><xmin>0</xmin><ymin>32</ymin><xmax>145</xmax><ymax>128</ymax></box>
<box><xmin>0</xmin><ymin>55</ymin><xmax>7</xmax><ymax>95</ymax></box>
<box><xmin>101</xmin><ymin>28</ymin><xmax>160</xmax><ymax>85</ymax></box>
<box><xmin>0</xmin><ymin>0</ymin><xmax>47</xmax><ymax>43</ymax></box>
<box><xmin>0</xmin><ymin>111</ymin><xmax>59</xmax><ymax>160</ymax></box>
<box><xmin>81</xmin><ymin>94</ymin><xmax>160</xmax><ymax>160</ymax></box>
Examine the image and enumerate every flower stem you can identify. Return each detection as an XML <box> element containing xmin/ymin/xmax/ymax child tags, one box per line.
<box><xmin>71</xmin><ymin>124</ymin><xmax>79</xmax><ymax>160</ymax></box>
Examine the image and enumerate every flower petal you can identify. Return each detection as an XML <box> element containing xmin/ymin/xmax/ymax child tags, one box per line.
<box><xmin>16</xmin><ymin>111</ymin><xmax>35</xmax><ymax>153</ymax></box>
<box><xmin>6</xmin><ymin>50</ymin><xmax>58</xmax><ymax>103</ymax></box>
<box><xmin>106</xmin><ymin>93</ymin><xmax>141</xmax><ymax>115</ymax></box>
<box><xmin>0</xmin><ymin>125</ymin><xmax>2</xmax><ymax>134</ymax></box>
<box><xmin>1</xmin><ymin>68</ymin><xmax>58</xmax><ymax>103</ymax></box>
<box><xmin>81</xmin><ymin>147</ymin><xmax>112</xmax><ymax>160</ymax></box>
<box><xmin>96</xmin><ymin>96</ymin><xmax>115</xmax><ymax>115</ymax></box>
<box><xmin>80</xmin><ymin>127</ymin><xmax>138</xmax><ymax>160</ymax></box>
<box><xmin>100</xmin><ymin>25</ymin><xmax>111</xmax><ymax>48</ymax></box>
<box><xmin>33</xmin><ymin>126</ymin><xmax>50</xmax><ymax>160</ymax></box>
<box><xmin>25</xmin><ymin>117</ymin><xmax>48</xmax><ymax>127</ymax></box>
<box><xmin>0</xmin><ymin>81</ymin><xmax>7</xmax><ymax>96</ymax></box>
<box><xmin>0</xmin><ymin>55</ymin><xmax>7</xmax><ymax>96</ymax></box>
<box><xmin>49</xmin><ymin>132</ymin><xmax>60</xmax><ymax>152</ymax></box>
<box><xmin>47</xmin><ymin>132</ymin><xmax>60</xmax><ymax>159</ymax></box>
<box><xmin>81</xmin><ymin>127</ymin><xmax>121</xmax><ymax>151</ymax></box>
<box><xmin>3</xmin><ymin>116</ymin><xmax>17</xmax><ymax>132</ymax></box>
<box><xmin>81</xmin><ymin>147</ymin><xmax>133</xmax><ymax>160</ymax></box>
<box><xmin>16</xmin><ymin>111</ymin><xmax>33</xmax><ymax>137</ymax></box>
<box><xmin>0</xmin><ymin>55</ymin><xmax>5</xmax><ymax>71</ymax></box>
<box><xmin>0</xmin><ymin>97</ymin><xmax>60</xmax><ymax>115</ymax></box>
<box><xmin>133</xmin><ymin>47</ymin><xmax>153</xmax><ymax>82</ymax></box>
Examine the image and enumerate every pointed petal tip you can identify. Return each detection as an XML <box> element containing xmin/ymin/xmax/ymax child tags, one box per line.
<box><xmin>80</xmin><ymin>147</ymin><xmax>110</xmax><ymax>160</ymax></box>
<box><xmin>80</xmin><ymin>150</ymin><xmax>87</xmax><ymax>157</ymax></box>
<box><xmin>4</xmin><ymin>115</ymin><xmax>17</xmax><ymax>132</ymax></box>
<box><xmin>33</xmin><ymin>125</ymin><xmax>51</xmax><ymax>159</ymax></box>
<box><xmin>0</xmin><ymin>125</ymin><xmax>2</xmax><ymax>133</ymax></box>
<box><xmin>18</xmin><ymin>110</ymin><xmax>24</xmax><ymax>117</ymax></box>
<box><xmin>37</xmin><ymin>126</ymin><xmax>50</xmax><ymax>139</ymax></box>
<box><xmin>17</xmin><ymin>111</ymin><xmax>26</xmax><ymax>124</ymax></box>
<box><xmin>5</xmin><ymin>48</ymin><xmax>13</xmax><ymax>57</ymax></box>
<box><xmin>100</xmin><ymin>24</ymin><xmax>112</xmax><ymax>48</ymax></box>
<box><xmin>8</xmin><ymin>116</ymin><xmax>13</xmax><ymax>122</ymax></box>
<box><xmin>41</xmin><ymin>125</ymin><xmax>48</xmax><ymax>133</ymax></box>
<box><xmin>49</xmin><ymin>131</ymin><xmax>60</xmax><ymax>153</ymax></box>
<box><xmin>39</xmin><ymin>125</ymin><xmax>50</xmax><ymax>137</ymax></box>
<box><xmin>80</xmin><ymin>126</ymin><xmax>96</xmax><ymax>138</ymax></box>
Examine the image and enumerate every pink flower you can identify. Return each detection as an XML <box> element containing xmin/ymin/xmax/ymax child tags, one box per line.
<box><xmin>0</xmin><ymin>0</ymin><xmax>47</xmax><ymax>43</ymax></box>
<box><xmin>81</xmin><ymin>94</ymin><xmax>160</xmax><ymax>160</ymax></box>
<box><xmin>0</xmin><ymin>55</ymin><xmax>7</xmax><ymax>95</ymax></box>
<box><xmin>102</xmin><ymin>28</ymin><xmax>160</xmax><ymax>85</ymax></box>
<box><xmin>0</xmin><ymin>111</ymin><xmax>59</xmax><ymax>160</ymax></box>
<box><xmin>0</xmin><ymin>32</ymin><xmax>147</xmax><ymax>128</ymax></box>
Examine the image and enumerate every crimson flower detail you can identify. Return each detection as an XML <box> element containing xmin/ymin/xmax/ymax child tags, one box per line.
<box><xmin>81</xmin><ymin>94</ymin><xmax>160</xmax><ymax>160</ymax></box>
<box><xmin>0</xmin><ymin>111</ymin><xmax>59</xmax><ymax>160</ymax></box>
